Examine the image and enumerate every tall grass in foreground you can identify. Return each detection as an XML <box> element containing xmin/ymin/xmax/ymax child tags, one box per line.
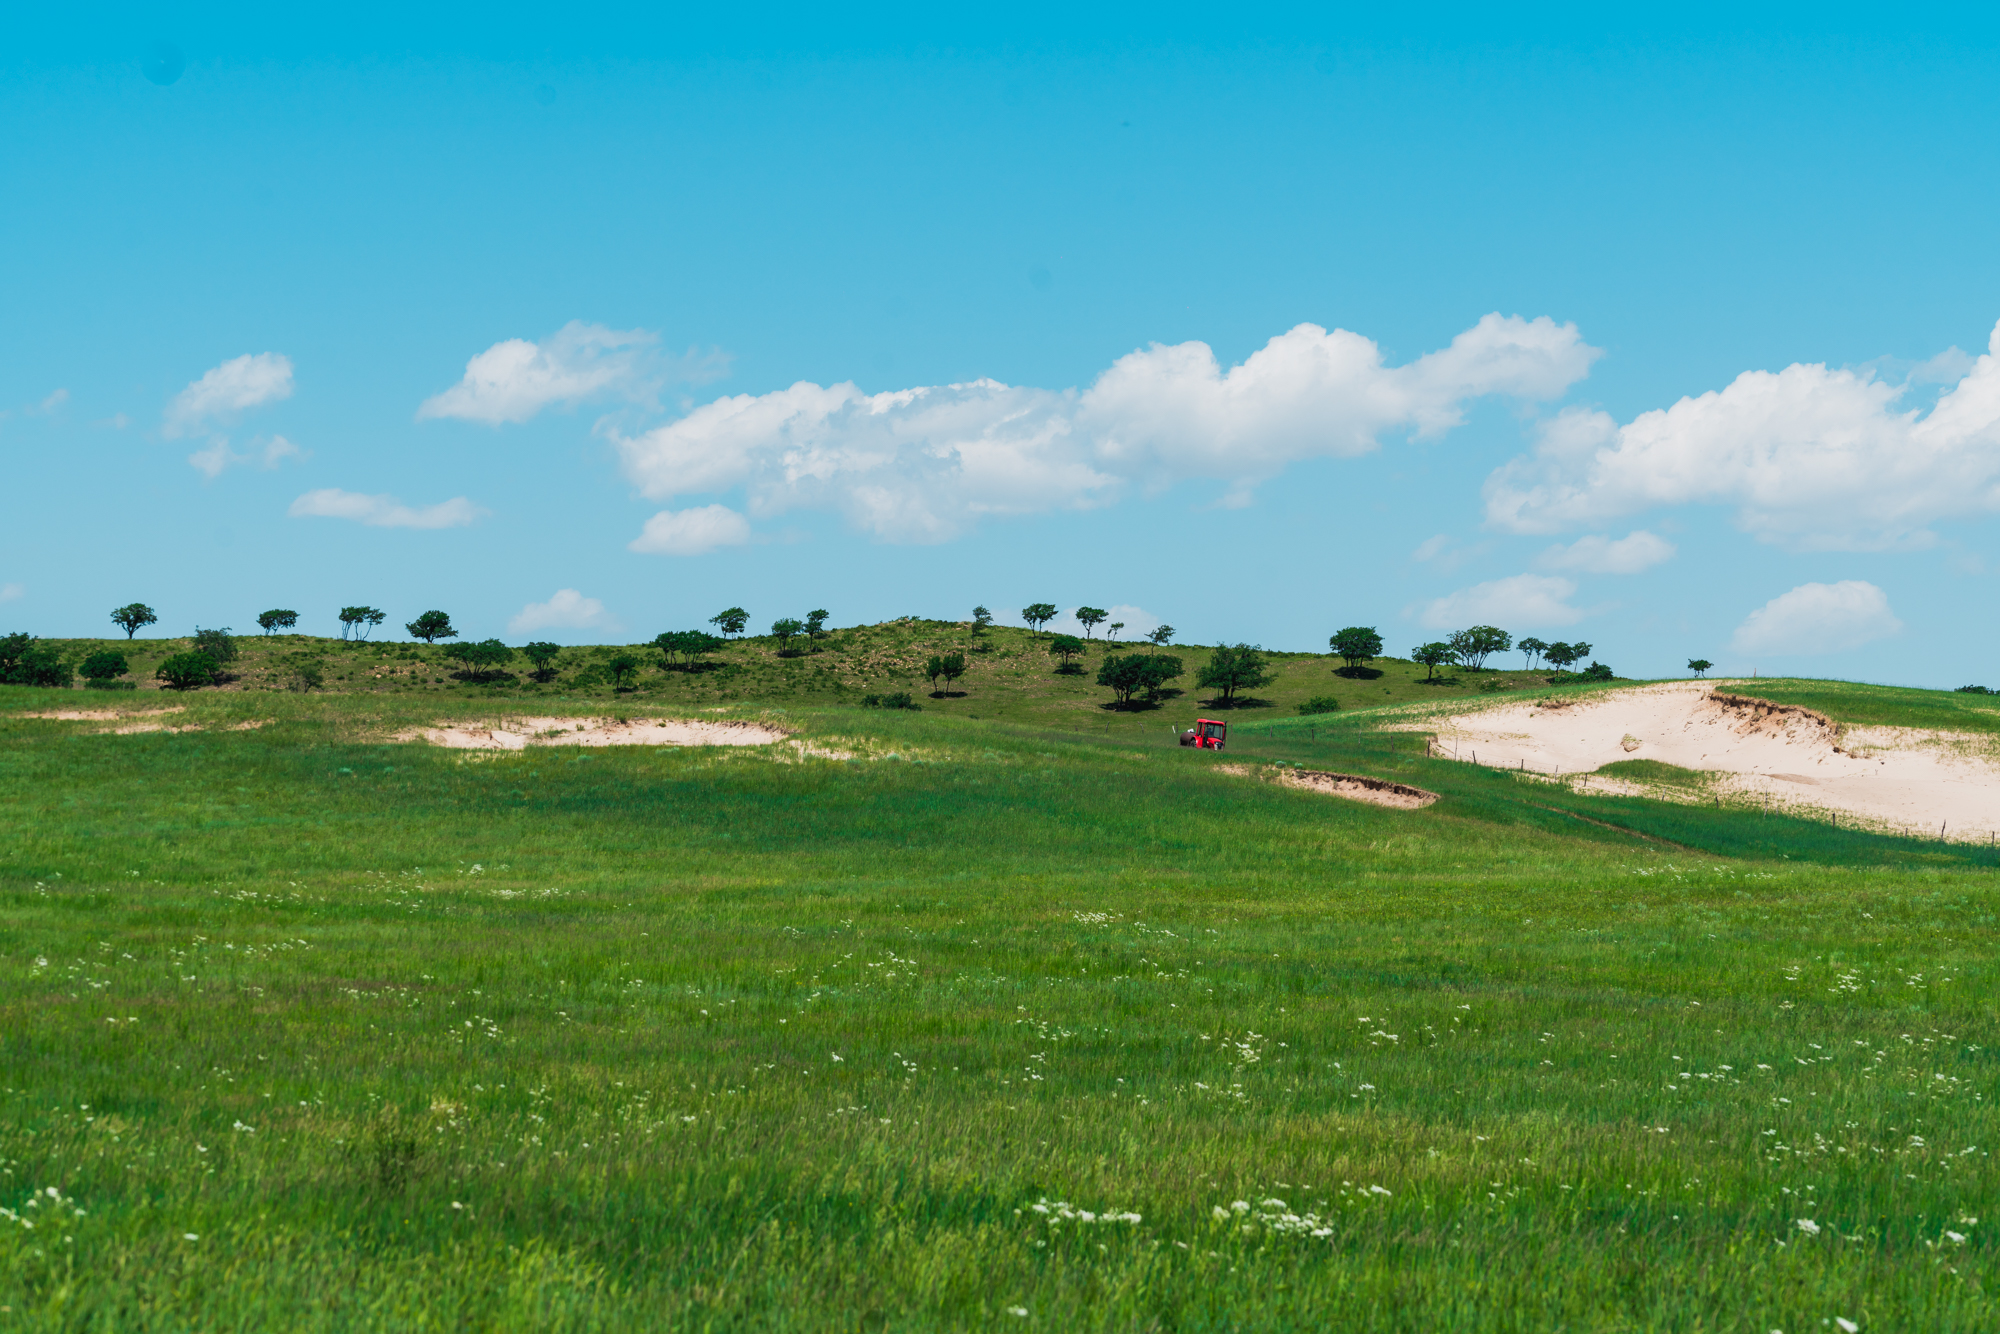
<box><xmin>0</xmin><ymin>693</ymin><xmax>1993</xmax><ymax>1330</ymax></box>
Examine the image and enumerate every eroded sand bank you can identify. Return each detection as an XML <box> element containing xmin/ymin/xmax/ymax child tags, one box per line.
<box><xmin>1421</xmin><ymin>681</ymin><xmax>2000</xmax><ymax>840</ymax></box>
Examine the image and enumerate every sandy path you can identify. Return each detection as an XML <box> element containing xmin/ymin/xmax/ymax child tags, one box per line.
<box><xmin>24</xmin><ymin>707</ymin><xmax>185</xmax><ymax>721</ymax></box>
<box><xmin>397</xmin><ymin>716</ymin><xmax>791</xmax><ymax>750</ymax></box>
<box><xmin>1422</xmin><ymin>682</ymin><xmax>2000</xmax><ymax>841</ymax></box>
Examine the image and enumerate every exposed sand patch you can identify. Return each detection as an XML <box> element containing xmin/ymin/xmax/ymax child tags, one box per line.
<box><xmin>1220</xmin><ymin>763</ymin><xmax>1439</xmax><ymax>810</ymax></box>
<box><xmin>1423</xmin><ymin>681</ymin><xmax>2000</xmax><ymax>841</ymax></box>
<box><xmin>24</xmin><ymin>707</ymin><xmax>185</xmax><ymax>722</ymax></box>
<box><xmin>397</xmin><ymin>716</ymin><xmax>793</xmax><ymax>750</ymax></box>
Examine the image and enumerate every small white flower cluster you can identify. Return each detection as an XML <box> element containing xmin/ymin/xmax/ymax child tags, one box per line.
<box><xmin>1214</xmin><ymin>1198</ymin><xmax>1336</xmax><ymax>1238</ymax></box>
<box><xmin>1</xmin><ymin>1185</ymin><xmax>86</xmax><ymax>1231</ymax></box>
<box><xmin>1025</xmin><ymin>1198</ymin><xmax>1141</xmax><ymax>1225</ymax></box>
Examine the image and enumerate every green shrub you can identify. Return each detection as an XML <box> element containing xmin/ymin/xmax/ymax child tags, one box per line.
<box><xmin>192</xmin><ymin>626</ymin><xmax>239</xmax><ymax>664</ymax></box>
<box><xmin>84</xmin><ymin>678</ymin><xmax>138</xmax><ymax>691</ymax></box>
<box><xmin>156</xmin><ymin>650</ymin><xmax>221</xmax><ymax>691</ymax></box>
<box><xmin>0</xmin><ymin>633</ymin><xmax>72</xmax><ymax>687</ymax></box>
<box><xmin>860</xmin><ymin>691</ymin><xmax>919</xmax><ymax>710</ymax></box>
<box><xmin>1295</xmin><ymin>695</ymin><xmax>1340</xmax><ymax>715</ymax></box>
<box><xmin>78</xmin><ymin>649</ymin><xmax>129</xmax><ymax>682</ymax></box>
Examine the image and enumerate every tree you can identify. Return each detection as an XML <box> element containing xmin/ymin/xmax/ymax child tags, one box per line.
<box><xmin>1411</xmin><ymin>641</ymin><xmax>1458</xmax><ymax>680</ymax></box>
<box><xmin>0</xmin><ymin>634</ymin><xmax>71</xmax><ymax>687</ymax></box>
<box><xmin>1687</xmin><ymin>658</ymin><xmax>1713</xmax><ymax>678</ymax></box>
<box><xmin>111</xmin><ymin>603</ymin><xmax>157</xmax><ymax>639</ymax></box>
<box><xmin>257</xmin><ymin>609</ymin><xmax>299</xmax><ymax>636</ymax></box>
<box><xmin>406</xmin><ymin>610</ymin><xmax>458</xmax><ymax>643</ymax></box>
<box><xmin>1543</xmin><ymin>642</ymin><xmax>1578</xmax><ymax>671</ymax></box>
<box><xmin>339</xmin><ymin>606</ymin><xmax>385</xmax><ymax>640</ymax></box>
<box><xmin>1448</xmin><ymin>625</ymin><xmax>1511</xmax><ymax>671</ymax></box>
<box><xmin>1048</xmin><ymin>634</ymin><xmax>1085</xmax><ymax>672</ymax></box>
<box><xmin>923</xmin><ymin>655</ymin><xmax>947</xmax><ymax>693</ymax></box>
<box><xmin>1097</xmin><ymin>652</ymin><xmax>1183</xmax><ymax>706</ymax></box>
<box><xmin>156</xmin><ymin>650</ymin><xmax>221</xmax><ymax>691</ymax></box>
<box><xmin>1107</xmin><ymin>621</ymin><xmax>1125</xmax><ymax>642</ymax></box>
<box><xmin>1329</xmin><ymin>626</ymin><xmax>1384</xmax><ymax>670</ymax></box>
<box><xmin>524</xmin><ymin>642</ymin><xmax>562</xmax><ymax>681</ymax></box>
<box><xmin>806</xmin><ymin>609</ymin><xmax>830</xmax><ymax>638</ymax></box>
<box><xmin>607</xmin><ymin>653</ymin><xmax>641</xmax><ymax>689</ymax></box>
<box><xmin>192</xmin><ymin>627</ymin><xmax>238</xmax><ymax>665</ymax></box>
<box><xmin>1021</xmin><ymin>603</ymin><xmax>1058</xmax><ymax>637</ymax></box>
<box><xmin>970</xmin><ymin>606</ymin><xmax>993</xmax><ymax>636</ymax></box>
<box><xmin>771</xmin><ymin>617</ymin><xmax>806</xmax><ymax>652</ymax></box>
<box><xmin>1196</xmin><ymin>643</ymin><xmax>1272</xmax><ymax>705</ymax></box>
<box><xmin>1147</xmin><ymin>625</ymin><xmax>1176</xmax><ymax>649</ymax></box>
<box><xmin>939</xmin><ymin>651</ymin><xmax>967</xmax><ymax>693</ymax></box>
<box><xmin>442</xmin><ymin>639</ymin><xmax>514</xmax><ymax>679</ymax></box>
<box><xmin>1075</xmin><ymin>606</ymin><xmax>1109</xmax><ymax>639</ymax></box>
<box><xmin>79</xmin><ymin>649</ymin><xmax>129</xmax><ymax>683</ymax></box>
<box><xmin>711</xmin><ymin>607</ymin><xmax>749</xmax><ymax>638</ymax></box>
<box><xmin>1518</xmin><ymin>637</ymin><xmax>1549</xmax><ymax>670</ymax></box>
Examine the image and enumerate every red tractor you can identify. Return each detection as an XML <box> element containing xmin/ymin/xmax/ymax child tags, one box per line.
<box><xmin>1179</xmin><ymin>718</ymin><xmax>1226</xmax><ymax>750</ymax></box>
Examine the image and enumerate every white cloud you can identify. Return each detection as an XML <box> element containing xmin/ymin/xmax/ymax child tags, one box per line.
<box><xmin>1414</xmin><ymin>574</ymin><xmax>1584</xmax><ymax>630</ymax></box>
<box><xmin>35</xmin><ymin>389</ymin><xmax>67</xmax><ymax>414</ymax></box>
<box><xmin>606</xmin><ymin>313</ymin><xmax>1598</xmax><ymax>543</ymax></box>
<box><xmin>288</xmin><ymin>488</ymin><xmax>484</xmax><ymax>529</ymax></box>
<box><xmin>164</xmin><ymin>353</ymin><xmax>293</xmax><ymax>438</ymax></box>
<box><xmin>1730</xmin><ymin>581</ymin><xmax>1902</xmax><ymax>656</ymax></box>
<box><xmin>1533</xmin><ymin>530</ymin><xmax>1676</xmax><ymax>575</ymax></box>
<box><xmin>508</xmin><ymin>589</ymin><xmax>619</xmax><ymax>635</ymax></box>
<box><xmin>187</xmin><ymin>434</ymin><xmax>306</xmax><ymax>480</ymax></box>
<box><xmin>628</xmin><ymin>504</ymin><xmax>752</xmax><ymax>556</ymax></box>
<box><xmin>418</xmin><ymin>321</ymin><xmax>729</xmax><ymax>425</ymax></box>
<box><xmin>1485</xmin><ymin>319</ymin><xmax>2000</xmax><ymax>551</ymax></box>
<box><xmin>0</xmin><ymin>582</ymin><xmax>22</xmax><ymax>603</ymax></box>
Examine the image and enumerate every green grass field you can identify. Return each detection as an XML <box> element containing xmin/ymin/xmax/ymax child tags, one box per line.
<box><xmin>1</xmin><ymin>629</ymin><xmax>1994</xmax><ymax>1330</ymax></box>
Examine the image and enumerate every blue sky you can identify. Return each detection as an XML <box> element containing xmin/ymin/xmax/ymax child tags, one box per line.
<box><xmin>7</xmin><ymin>5</ymin><xmax>2000</xmax><ymax>684</ymax></box>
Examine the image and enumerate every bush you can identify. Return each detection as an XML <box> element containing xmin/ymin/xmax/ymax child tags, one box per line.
<box><xmin>84</xmin><ymin>679</ymin><xmax>138</xmax><ymax>691</ymax></box>
<box><xmin>156</xmin><ymin>651</ymin><xmax>222</xmax><ymax>691</ymax></box>
<box><xmin>79</xmin><ymin>650</ymin><xmax>129</xmax><ymax>682</ymax></box>
<box><xmin>0</xmin><ymin>633</ymin><xmax>72</xmax><ymax>687</ymax></box>
<box><xmin>291</xmin><ymin>661</ymin><xmax>325</xmax><ymax>692</ymax></box>
<box><xmin>860</xmin><ymin>692</ymin><xmax>919</xmax><ymax>710</ymax></box>
<box><xmin>1295</xmin><ymin>695</ymin><xmax>1340</xmax><ymax>715</ymax></box>
<box><xmin>192</xmin><ymin>627</ymin><xmax>238</xmax><ymax>664</ymax></box>
<box><xmin>1957</xmin><ymin>685</ymin><xmax>1992</xmax><ymax>695</ymax></box>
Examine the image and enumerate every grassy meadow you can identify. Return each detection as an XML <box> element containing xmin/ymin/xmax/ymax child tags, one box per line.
<box><xmin>0</xmin><ymin>630</ymin><xmax>1995</xmax><ymax>1330</ymax></box>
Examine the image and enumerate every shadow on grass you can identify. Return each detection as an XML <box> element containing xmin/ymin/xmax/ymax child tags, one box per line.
<box><xmin>1333</xmin><ymin>665</ymin><xmax>1384</xmax><ymax>680</ymax></box>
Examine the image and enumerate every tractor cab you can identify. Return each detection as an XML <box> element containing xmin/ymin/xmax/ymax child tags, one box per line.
<box><xmin>1179</xmin><ymin>718</ymin><xmax>1227</xmax><ymax>750</ymax></box>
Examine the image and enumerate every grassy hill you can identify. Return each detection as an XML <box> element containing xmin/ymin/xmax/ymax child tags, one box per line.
<box><xmin>1</xmin><ymin>655</ymin><xmax>1995</xmax><ymax>1328</ymax></box>
<box><xmin>26</xmin><ymin>619</ymin><xmax>1614</xmax><ymax>738</ymax></box>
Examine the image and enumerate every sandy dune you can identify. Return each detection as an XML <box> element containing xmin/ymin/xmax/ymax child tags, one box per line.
<box><xmin>397</xmin><ymin>716</ymin><xmax>791</xmax><ymax>750</ymax></box>
<box><xmin>1423</xmin><ymin>682</ymin><xmax>2000</xmax><ymax>840</ymax></box>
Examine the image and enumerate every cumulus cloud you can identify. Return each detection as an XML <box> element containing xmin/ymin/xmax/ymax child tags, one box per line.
<box><xmin>164</xmin><ymin>353</ymin><xmax>293</xmax><ymax>438</ymax></box>
<box><xmin>1485</xmin><ymin>319</ymin><xmax>2000</xmax><ymax>551</ymax></box>
<box><xmin>628</xmin><ymin>504</ymin><xmax>753</xmax><ymax>556</ymax></box>
<box><xmin>607</xmin><ymin>313</ymin><xmax>1598</xmax><ymax>543</ymax></box>
<box><xmin>0</xmin><ymin>582</ymin><xmax>22</xmax><ymax>603</ymax></box>
<box><xmin>508</xmin><ymin>589</ymin><xmax>618</xmax><ymax>635</ymax></box>
<box><xmin>418</xmin><ymin>321</ymin><xmax>729</xmax><ymax>425</ymax></box>
<box><xmin>1533</xmin><ymin>530</ymin><xmax>1675</xmax><ymax>575</ymax></box>
<box><xmin>1730</xmin><ymin>581</ymin><xmax>1902</xmax><ymax>656</ymax></box>
<box><xmin>288</xmin><ymin>488</ymin><xmax>483</xmax><ymax>529</ymax></box>
<box><xmin>1414</xmin><ymin>574</ymin><xmax>1584</xmax><ymax>630</ymax></box>
<box><xmin>188</xmin><ymin>434</ymin><xmax>306</xmax><ymax>480</ymax></box>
